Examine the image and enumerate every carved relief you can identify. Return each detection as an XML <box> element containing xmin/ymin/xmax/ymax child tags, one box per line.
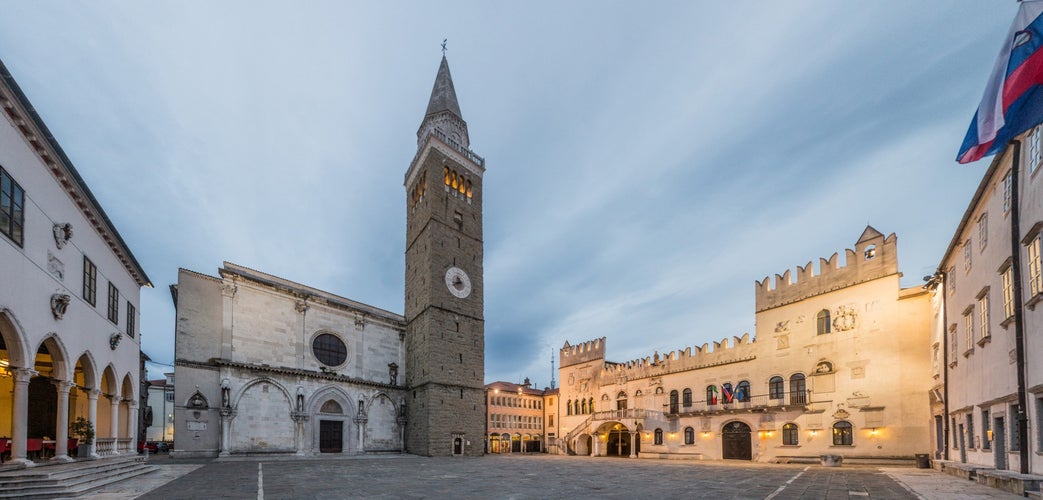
<box><xmin>832</xmin><ymin>406</ymin><xmax>850</xmax><ymax>419</ymax></box>
<box><xmin>776</xmin><ymin>335</ymin><xmax>790</xmax><ymax>350</ymax></box>
<box><xmin>568</xmin><ymin>373</ymin><xmax>575</xmax><ymax>386</ymax></box>
<box><xmin>832</xmin><ymin>305</ymin><xmax>858</xmax><ymax>331</ymax></box>
<box><xmin>294</xmin><ymin>300</ymin><xmax>309</xmax><ymax>314</ymax></box>
<box><xmin>815</xmin><ymin>361</ymin><xmax>834</xmax><ymax>374</ymax></box>
<box><xmin>187</xmin><ymin>391</ymin><xmax>209</xmax><ymax>409</ymax></box>
<box><xmin>50</xmin><ymin>293</ymin><xmax>71</xmax><ymax>319</ymax></box>
<box><xmin>109</xmin><ymin>332</ymin><xmax>122</xmax><ymax>350</ymax></box>
<box><xmin>388</xmin><ymin>362</ymin><xmax>399</xmax><ymax>385</ymax></box>
<box><xmin>774</xmin><ymin>320</ymin><xmax>790</xmax><ymax>333</ymax></box>
<box><xmin>52</xmin><ymin>222</ymin><xmax>73</xmax><ymax>249</ymax></box>
<box><xmin>354</xmin><ymin>313</ymin><xmax>366</xmax><ymax>331</ymax></box>
<box><xmin>47</xmin><ymin>252</ymin><xmax>65</xmax><ymax>281</ymax></box>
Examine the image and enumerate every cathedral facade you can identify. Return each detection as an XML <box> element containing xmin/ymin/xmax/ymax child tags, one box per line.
<box><xmin>556</xmin><ymin>228</ymin><xmax>934</xmax><ymax>462</ymax></box>
<box><xmin>171</xmin><ymin>56</ymin><xmax>485</xmax><ymax>458</ymax></box>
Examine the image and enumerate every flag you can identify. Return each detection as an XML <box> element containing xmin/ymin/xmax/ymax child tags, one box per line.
<box><xmin>722</xmin><ymin>384</ymin><xmax>734</xmax><ymax>403</ymax></box>
<box><xmin>709</xmin><ymin>385</ymin><xmax>718</xmax><ymax>405</ymax></box>
<box><xmin>958</xmin><ymin>1</ymin><xmax>1043</xmax><ymax>163</ymax></box>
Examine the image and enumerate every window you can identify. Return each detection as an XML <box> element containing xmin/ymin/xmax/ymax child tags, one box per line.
<box><xmin>1037</xmin><ymin>398</ymin><xmax>1043</xmax><ymax>450</ymax></box>
<box><xmin>1030</xmin><ymin>125</ymin><xmax>1043</xmax><ymax>173</ymax></box>
<box><xmin>978</xmin><ymin>213</ymin><xmax>988</xmax><ymax>251</ymax></box>
<box><xmin>1003</xmin><ymin>171</ymin><xmax>1013</xmax><ymax>213</ymax></box>
<box><xmin>964</xmin><ymin>241</ymin><xmax>972</xmax><ymax>272</ymax></box>
<box><xmin>581</xmin><ymin>398</ymin><xmax>587</xmax><ymax>414</ymax></box>
<box><xmin>682</xmin><ymin>388</ymin><xmax>692</xmax><ymax>408</ymax></box>
<box><xmin>684</xmin><ymin>427</ymin><xmax>695</xmax><ymax>445</ymax></box>
<box><xmin>707</xmin><ymin>385</ymin><xmax>718</xmax><ymax>406</ymax></box>
<box><xmin>769</xmin><ymin>376</ymin><xmax>785</xmax><ymax>400</ymax></box>
<box><xmin>978</xmin><ymin>293</ymin><xmax>989</xmax><ymax>341</ymax></box>
<box><xmin>566</xmin><ymin>400</ymin><xmax>571</xmax><ymax>416</ymax></box>
<box><xmin>950</xmin><ymin>328</ymin><xmax>958</xmax><ymax>364</ymax></box>
<box><xmin>948</xmin><ymin>266</ymin><xmax>956</xmax><ymax>295</ymax></box>
<box><xmin>548</xmin><ymin>415</ymin><xmax>553</xmax><ymax>427</ymax></box>
<box><xmin>1011</xmin><ymin>404</ymin><xmax>1021</xmax><ymax>451</ymax></box>
<box><xmin>107</xmin><ymin>282</ymin><xmax>120</xmax><ymax>324</ymax></box>
<box><xmin>669</xmin><ymin>390</ymin><xmax>679</xmax><ymax>413</ymax></box>
<box><xmin>967</xmin><ymin>413</ymin><xmax>975</xmax><ymax>449</ymax></box>
<box><xmin>654</xmin><ymin>428</ymin><xmax>663</xmax><ymax>445</ymax></box>
<box><xmin>127</xmin><ymin>302</ymin><xmax>136</xmax><ymax>338</ymax></box>
<box><xmin>789</xmin><ymin>373</ymin><xmax>806</xmax><ymax>405</ymax></box>
<box><xmin>83</xmin><ymin>256</ymin><xmax>97</xmax><ymax>306</ymax></box>
<box><xmin>312</xmin><ymin>333</ymin><xmax>348</xmax><ymax>366</ymax></box>
<box><xmin>1029</xmin><ymin>235</ymin><xmax>1042</xmax><ymax>297</ymax></box>
<box><xmin>816</xmin><ymin>309</ymin><xmax>831</xmax><ymax>334</ymax></box>
<box><xmin>1003</xmin><ymin>267</ymin><xmax>1015</xmax><ymax>320</ymax></box>
<box><xmin>0</xmin><ymin>167</ymin><xmax>25</xmax><ymax>247</ymax></box>
<box><xmin>722</xmin><ymin>383</ymin><xmax>734</xmax><ymax>403</ymax></box>
<box><xmin>783</xmin><ymin>423</ymin><xmax>798</xmax><ymax>446</ymax></box>
<box><xmin>963</xmin><ymin>311</ymin><xmax>973</xmax><ymax>354</ymax></box>
<box><xmin>165</xmin><ymin>391</ymin><xmax>174</xmax><ymax>402</ymax></box>
<box><xmin>736</xmin><ymin>381</ymin><xmax>751</xmax><ymax>402</ymax></box>
<box><xmin>864</xmin><ymin>244</ymin><xmax>877</xmax><ymax>260</ymax></box>
<box><xmin>589</xmin><ymin>398</ymin><xmax>594</xmax><ymax>413</ymax></box>
<box><xmin>982</xmin><ymin>409</ymin><xmax>991</xmax><ymax>450</ymax></box>
<box><xmin>573</xmin><ymin>400</ymin><xmax>579</xmax><ymax>415</ymax></box>
<box><xmin>832</xmin><ymin>421</ymin><xmax>853</xmax><ymax>446</ymax></box>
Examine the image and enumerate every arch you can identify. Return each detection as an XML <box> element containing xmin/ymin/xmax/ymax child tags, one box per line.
<box><xmin>668</xmin><ymin>390</ymin><xmax>679</xmax><ymax>414</ymax></box>
<box><xmin>232</xmin><ymin>378</ymin><xmax>295</xmax><ymax>453</ymax></box>
<box><xmin>120</xmin><ymin>373</ymin><xmax>136</xmax><ymax>401</ymax></box>
<box><xmin>35</xmin><ymin>333</ymin><xmax>71</xmax><ymax>382</ymax></box>
<box><xmin>684</xmin><ymin>426</ymin><xmax>695</xmax><ymax>445</ymax></box>
<box><xmin>768</xmin><ymin>376</ymin><xmax>784</xmax><ymax>400</ymax></box>
<box><xmin>832</xmin><ymin>420</ymin><xmax>853</xmax><ymax>445</ymax></box>
<box><xmin>305</xmin><ymin>385</ymin><xmax>356</xmax><ymax>416</ymax></box>
<box><xmin>566</xmin><ymin>399</ymin><xmax>572</xmax><ymax>416</ymax></box>
<box><xmin>782</xmin><ymin>423</ymin><xmax>799</xmax><ymax>445</ymax></box>
<box><xmin>320</xmin><ymin>400</ymin><xmax>343</xmax><ymax>414</ymax></box>
<box><xmin>581</xmin><ymin>398</ymin><xmax>587</xmax><ymax>414</ymax></box>
<box><xmin>736</xmin><ymin>381</ymin><xmax>751</xmax><ymax>402</ymax></box>
<box><xmin>71</xmin><ymin>351</ymin><xmax>98</xmax><ymax>390</ymax></box>
<box><xmin>233</xmin><ymin>377</ymin><xmax>294</xmax><ymax>410</ymax></box>
<box><xmin>100</xmin><ymin>364</ymin><xmax>119</xmax><ymax>397</ymax></box>
<box><xmin>789</xmin><ymin>373</ymin><xmax>807</xmax><ymax>405</ymax></box>
<box><xmin>653</xmin><ymin>428</ymin><xmax>663</xmax><ymax>445</ymax></box>
<box><xmin>365</xmin><ymin>393</ymin><xmax>401</xmax><ymax>451</ymax></box>
<box><xmin>0</xmin><ymin>308</ymin><xmax>31</xmax><ymax>368</ymax></box>
<box><xmin>815</xmin><ymin>360</ymin><xmax>834</xmax><ymax>374</ymax></box>
<box><xmin>682</xmin><ymin>388</ymin><xmax>692</xmax><ymax>408</ymax></box>
<box><xmin>588</xmin><ymin>397</ymin><xmax>594</xmax><ymax>413</ymax></box>
<box><xmin>721</xmin><ymin>420</ymin><xmax>753</xmax><ymax>460</ymax></box>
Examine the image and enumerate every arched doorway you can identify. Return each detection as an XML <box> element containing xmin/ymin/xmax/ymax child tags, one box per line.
<box><xmin>722</xmin><ymin>421</ymin><xmax>752</xmax><ymax>460</ymax></box>
<box><xmin>598</xmin><ymin>422</ymin><xmax>632</xmax><ymax>457</ymax></box>
<box><xmin>574</xmin><ymin>434</ymin><xmax>592</xmax><ymax>456</ymax></box>
<box><xmin>500</xmin><ymin>433</ymin><xmax>510</xmax><ymax>453</ymax></box>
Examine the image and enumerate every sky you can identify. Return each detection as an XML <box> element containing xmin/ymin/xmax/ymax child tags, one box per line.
<box><xmin>0</xmin><ymin>2</ymin><xmax>1017</xmax><ymax>386</ymax></box>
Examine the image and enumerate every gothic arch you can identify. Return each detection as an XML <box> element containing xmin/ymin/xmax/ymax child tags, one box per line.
<box><xmin>364</xmin><ymin>392</ymin><xmax>401</xmax><ymax>451</ymax></box>
<box><xmin>100</xmin><ymin>363</ymin><xmax>119</xmax><ymax>397</ymax></box>
<box><xmin>120</xmin><ymin>372</ymin><xmax>136</xmax><ymax>401</ymax></box>
<box><xmin>364</xmin><ymin>391</ymin><xmax>399</xmax><ymax>416</ymax></box>
<box><xmin>0</xmin><ymin>308</ymin><xmax>31</xmax><ymax>368</ymax></box>
<box><xmin>307</xmin><ymin>385</ymin><xmax>356</xmax><ymax>416</ymax></box>
<box><xmin>232</xmin><ymin>377</ymin><xmax>293</xmax><ymax>410</ymax></box>
<box><xmin>230</xmin><ymin>377</ymin><xmax>295</xmax><ymax>453</ymax></box>
<box><xmin>71</xmin><ymin>350</ymin><xmax>98</xmax><ymax>389</ymax></box>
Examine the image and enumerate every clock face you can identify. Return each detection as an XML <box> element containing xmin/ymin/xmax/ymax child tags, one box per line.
<box><xmin>444</xmin><ymin>267</ymin><xmax>472</xmax><ymax>298</ymax></box>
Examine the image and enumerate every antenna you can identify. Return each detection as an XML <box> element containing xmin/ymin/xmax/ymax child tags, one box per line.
<box><xmin>550</xmin><ymin>349</ymin><xmax>556</xmax><ymax>389</ymax></box>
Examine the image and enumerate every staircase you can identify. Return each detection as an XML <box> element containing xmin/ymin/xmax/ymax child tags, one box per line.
<box><xmin>0</xmin><ymin>456</ymin><xmax>158</xmax><ymax>498</ymax></box>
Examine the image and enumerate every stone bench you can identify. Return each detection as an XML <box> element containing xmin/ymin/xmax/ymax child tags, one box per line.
<box><xmin>974</xmin><ymin>469</ymin><xmax>1043</xmax><ymax>496</ymax></box>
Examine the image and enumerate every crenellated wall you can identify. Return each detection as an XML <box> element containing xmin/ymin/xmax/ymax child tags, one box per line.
<box><xmin>597</xmin><ymin>333</ymin><xmax>757</xmax><ymax>384</ymax></box>
<box><xmin>559</xmin><ymin>338</ymin><xmax>607</xmax><ymax>368</ymax></box>
<box><xmin>755</xmin><ymin>227</ymin><xmax>898</xmax><ymax>312</ymax></box>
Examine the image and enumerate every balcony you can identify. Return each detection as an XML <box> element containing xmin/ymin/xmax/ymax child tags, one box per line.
<box><xmin>591</xmin><ymin>409</ymin><xmax>660</xmax><ymax>421</ymax></box>
<box><xmin>665</xmin><ymin>391</ymin><xmax>811</xmax><ymax>417</ymax></box>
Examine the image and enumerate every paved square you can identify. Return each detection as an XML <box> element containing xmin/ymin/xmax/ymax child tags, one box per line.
<box><xmin>142</xmin><ymin>455</ymin><xmax>927</xmax><ymax>499</ymax></box>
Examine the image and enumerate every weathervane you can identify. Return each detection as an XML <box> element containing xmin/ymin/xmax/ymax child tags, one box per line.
<box><xmin>441</xmin><ymin>38</ymin><xmax>447</xmax><ymax>56</ymax></box>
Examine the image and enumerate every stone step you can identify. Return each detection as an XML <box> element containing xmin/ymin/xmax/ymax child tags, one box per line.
<box><xmin>0</xmin><ymin>458</ymin><xmax>157</xmax><ymax>499</ymax></box>
<box><xmin>0</xmin><ymin>459</ymin><xmax>144</xmax><ymax>487</ymax></box>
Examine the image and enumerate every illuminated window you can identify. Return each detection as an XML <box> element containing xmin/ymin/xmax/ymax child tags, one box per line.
<box><xmin>684</xmin><ymin>427</ymin><xmax>694</xmax><ymax>445</ymax></box>
<box><xmin>978</xmin><ymin>292</ymin><xmax>989</xmax><ymax>340</ymax></box>
<box><xmin>832</xmin><ymin>421</ymin><xmax>853</xmax><ymax>446</ymax></box>
<box><xmin>654</xmin><ymin>428</ymin><xmax>663</xmax><ymax>445</ymax></box>
<box><xmin>1029</xmin><ymin>235</ymin><xmax>1042</xmax><ymax>297</ymax></box>
<box><xmin>443</xmin><ymin>167</ymin><xmax>450</xmax><ymax>186</ymax></box>
<box><xmin>465</xmin><ymin>180</ymin><xmax>473</xmax><ymax>198</ymax></box>
<box><xmin>783</xmin><ymin>423</ymin><xmax>798</xmax><ymax>446</ymax></box>
<box><xmin>1002</xmin><ymin>267</ymin><xmax>1015</xmax><ymax>320</ymax></box>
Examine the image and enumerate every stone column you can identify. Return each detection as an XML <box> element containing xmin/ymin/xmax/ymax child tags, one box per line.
<box><xmin>629</xmin><ymin>431</ymin><xmax>637</xmax><ymax>458</ymax></box>
<box><xmin>109</xmin><ymin>397</ymin><xmax>121</xmax><ymax>455</ymax></box>
<box><xmin>52</xmin><ymin>381</ymin><xmax>74</xmax><ymax>462</ymax></box>
<box><xmin>128</xmin><ymin>402</ymin><xmax>139</xmax><ymax>442</ymax></box>
<box><xmin>591</xmin><ymin>435</ymin><xmax>598</xmax><ymax>457</ymax></box>
<box><xmin>291</xmin><ymin>412</ymin><xmax>309</xmax><ymax>456</ymax></box>
<box><xmin>87</xmin><ymin>389</ymin><xmax>100</xmax><ymax>458</ymax></box>
<box><xmin>354</xmin><ymin>416</ymin><xmax>368</xmax><ymax>455</ymax></box>
<box><xmin>219</xmin><ymin>408</ymin><xmax>235</xmax><ymax>457</ymax></box>
<box><xmin>9</xmin><ymin>368</ymin><xmax>37</xmax><ymax>466</ymax></box>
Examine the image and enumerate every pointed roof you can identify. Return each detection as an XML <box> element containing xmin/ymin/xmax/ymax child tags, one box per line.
<box><xmin>425</xmin><ymin>56</ymin><xmax>462</xmax><ymax>118</ymax></box>
<box><xmin>856</xmin><ymin>225</ymin><xmax>884</xmax><ymax>244</ymax></box>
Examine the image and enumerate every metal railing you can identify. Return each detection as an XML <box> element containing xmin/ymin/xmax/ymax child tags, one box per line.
<box><xmin>666</xmin><ymin>390</ymin><xmax>811</xmax><ymax>416</ymax></box>
<box><xmin>592</xmin><ymin>408</ymin><xmax>660</xmax><ymax>421</ymax></box>
<box><xmin>408</xmin><ymin>127</ymin><xmax>486</xmax><ymax>174</ymax></box>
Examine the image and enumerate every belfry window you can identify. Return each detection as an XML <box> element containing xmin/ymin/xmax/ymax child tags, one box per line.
<box><xmin>817</xmin><ymin>309</ymin><xmax>831</xmax><ymax>334</ymax></box>
<box><xmin>442</xmin><ymin>166</ymin><xmax>474</xmax><ymax>199</ymax></box>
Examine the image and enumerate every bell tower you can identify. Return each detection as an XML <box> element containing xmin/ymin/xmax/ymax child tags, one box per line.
<box><xmin>403</xmin><ymin>55</ymin><xmax>486</xmax><ymax>456</ymax></box>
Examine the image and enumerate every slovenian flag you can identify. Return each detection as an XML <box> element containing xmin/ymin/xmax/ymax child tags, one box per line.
<box><xmin>958</xmin><ymin>1</ymin><xmax>1043</xmax><ymax>164</ymax></box>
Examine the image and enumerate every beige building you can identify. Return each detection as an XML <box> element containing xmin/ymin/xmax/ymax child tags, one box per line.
<box><xmin>485</xmin><ymin>380</ymin><xmax>547</xmax><ymax>453</ymax></box>
<box><xmin>557</xmin><ymin>227</ymin><xmax>933</xmax><ymax>462</ymax></box>
<box><xmin>930</xmin><ymin>125</ymin><xmax>1043</xmax><ymax>486</ymax></box>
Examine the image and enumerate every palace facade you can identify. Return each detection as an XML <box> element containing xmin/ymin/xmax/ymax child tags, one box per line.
<box><xmin>556</xmin><ymin>227</ymin><xmax>933</xmax><ymax>462</ymax></box>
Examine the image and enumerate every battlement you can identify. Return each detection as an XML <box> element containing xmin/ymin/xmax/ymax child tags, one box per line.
<box><xmin>600</xmin><ymin>333</ymin><xmax>757</xmax><ymax>382</ymax></box>
<box><xmin>755</xmin><ymin>226</ymin><xmax>898</xmax><ymax>312</ymax></box>
<box><xmin>560</xmin><ymin>338</ymin><xmax>607</xmax><ymax>368</ymax></box>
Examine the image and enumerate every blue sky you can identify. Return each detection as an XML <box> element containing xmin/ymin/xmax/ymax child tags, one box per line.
<box><xmin>0</xmin><ymin>2</ymin><xmax>1015</xmax><ymax>386</ymax></box>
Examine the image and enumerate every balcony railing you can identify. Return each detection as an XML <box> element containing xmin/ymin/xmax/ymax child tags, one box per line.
<box><xmin>592</xmin><ymin>408</ymin><xmax>660</xmax><ymax>421</ymax></box>
<box><xmin>665</xmin><ymin>390</ymin><xmax>811</xmax><ymax>416</ymax></box>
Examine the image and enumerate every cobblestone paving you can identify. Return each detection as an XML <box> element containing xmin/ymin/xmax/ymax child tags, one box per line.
<box><xmin>143</xmin><ymin>455</ymin><xmax>930</xmax><ymax>500</ymax></box>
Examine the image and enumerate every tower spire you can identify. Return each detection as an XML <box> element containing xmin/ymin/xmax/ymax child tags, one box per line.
<box><xmin>417</xmin><ymin>55</ymin><xmax>470</xmax><ymax>149</ymax></box>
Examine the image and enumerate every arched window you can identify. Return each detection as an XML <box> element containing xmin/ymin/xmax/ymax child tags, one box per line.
<box><xmin>769</xmin><ymin>376</ymin><xmax>784</xmax><ymax>400</ymax></box>
<box><xmin>783</xmin><ymin>423</ymin><xmax>798</xmax><ymax>445</ymax></box>
<box><xmin>684</xmin><ymin>426</ymin><xmax>695</xmax><ymax>445</ymax></box>
<box><xmin>707</xmin><ymin>385</ymin><xmax>718</xmax><ymax>406</ymax></box>
<box><xmin>790</xmin><ymin>373</ymin><xmax>807</xmax><ymax>405</ymax></box>
<box><xmin>864</xmin><ymin>244</ymin><xmax>877</xmax><ymax>260</ymax></box>
<box><xmin>682</xmin><ymin>388</ymin><xmax>693</xmax><ymax>408</ymax></box>
<box><xmin>654</xmin><ymin>428</ymin><xmax>664</xmax><ymax>445</ymax></box>
<box><xmin>573</xmin><ymin>399</ymin><xmax>579</xmax><ymax>415</ymax></box>
<box><xmin>722</xmin><ymin>383</ymin><xmax>734</xmax><ymax>403</ymax></box>
<box><xmin>669</xmin><ymin>390</ymin><xmax>679</xmax><ymax>414</ymax></box>
<box><xmin>443</xmin><ymin>167</ymin><xmax>450</xmax><ymax>186</ymax></box>
<box><xmin>566</xmin><ymin>399</ymin><xmax>572</xmax><ymax>416</ymax></box>
<box><xmin>320</xmin><ymin>400</ymin><xmax>343</xmax><ymax>414</ymax></box>
<box><xmin>581</xmin><ymin>398</ymin><xmax>587</xmax><ymax>414</ymax></box>
<box><xmin>833</xmin><ymin>421</ymin><xmax>853</xmax><ymax>445</ymax></box>
<box><xmin>589</xmin><ymin>398</ymin><xmax>594</xmax><ymax>413</ymax></box>
<box><xmin>465</xmin><ymin>180</ymin><xmax>473</xmax><ymax>198</ymax></box>
<box><xmin>817</xmin><ymin>309</ymin><xmax>831</xmax><ymax>334</ymax></box>
<box><xmin>654</xmin><ymin>387</ymin><xmax>664</xmax><ymax>395</ymax></box>
<box><xmin>736</xmin><ymin>381</ymin><xmax>751</xmax><ymax>402</ymax></box>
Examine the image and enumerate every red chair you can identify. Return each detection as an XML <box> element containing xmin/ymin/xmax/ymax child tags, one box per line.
<box><xmin>26</xmin><ymin>438</ymin><xmax>42</xmax><ymax>460</ymax></box>
<box><xmin>67</xmin><ymin>438</ymin><xmax>78</xmax><ymax>456</ymax></box>
<box><xmin>0</xmin><ymin>438</ymin><xmax>9</xmax><ymax>463</ymax></box>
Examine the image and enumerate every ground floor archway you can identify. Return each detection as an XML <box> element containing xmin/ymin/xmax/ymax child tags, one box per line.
<box><xmin>722</xmin><ymin>420</ymin><xmax>752</xmax><ymax>460</ymax></box>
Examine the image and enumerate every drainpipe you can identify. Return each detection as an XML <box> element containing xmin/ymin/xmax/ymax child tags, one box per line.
<box><xmin>1007</xmin><ymin>141</ymin><xmax>1029</xmax><ymax>474</ymax></box>
<box><xmin>941</xmin><ymin>272</ymin><xmax>950</xmax><ymax>462</ymax></box>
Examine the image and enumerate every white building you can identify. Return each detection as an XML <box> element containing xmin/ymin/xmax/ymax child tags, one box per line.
<box><xmin>0</xmin><ymin>58</ymin><xmax>151</xmax><ymax>464</ymax></box>
<box><xmin>145</xmin><ymin>373</ymin><xmax>175</xmax><ymax>443</ymax></box>
<box><xmin>930</xmin><ymin>126</ymin><xmax>1043</xmax><ymax>490</ymax></box>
